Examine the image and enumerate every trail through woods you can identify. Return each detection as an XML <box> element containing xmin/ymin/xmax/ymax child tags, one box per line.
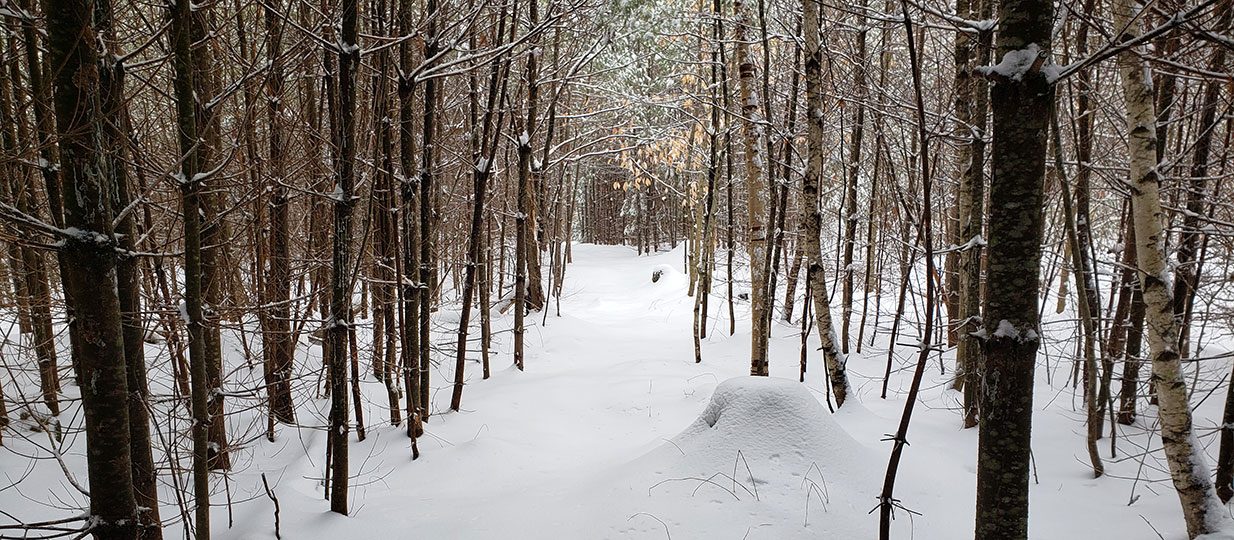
<box><xmin>2</xmin><ymin>244</ymin><xmax>1231</xmax><ymax>538</ymax></box>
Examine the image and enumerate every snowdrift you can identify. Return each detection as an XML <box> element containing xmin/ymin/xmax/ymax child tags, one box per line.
<box><xmin>593</xmin><ymin>376</ymin><xmax>880</xmax><ymax>539</ymax></box>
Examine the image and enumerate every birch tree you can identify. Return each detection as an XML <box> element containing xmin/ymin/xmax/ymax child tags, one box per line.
<box><xmin>1114</xmin><ymin>0</ymin><xmax>1226</xmax><ymax>533</ymax></box>
<box><xmin>801</xmin><ymin>0</ymin><xmax>850</xmax><ymax>405</ymax></box>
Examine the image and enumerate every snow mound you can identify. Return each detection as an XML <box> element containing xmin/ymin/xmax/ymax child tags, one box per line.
<box><xmin>692</xmin><ymin>376</ymin><xmax>850</xmax><ymax>444</ymax></box>
<box><xmin>670</xmin><ymin>377</ymin><xmax>876</xmax><ymax>492</ymax></box>
<box><xmin>596</xmin><ymin>377</ymin><xmax>881</xmax><ymax>538</ymax></box>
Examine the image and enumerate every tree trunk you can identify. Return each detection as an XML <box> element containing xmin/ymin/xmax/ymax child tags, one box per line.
<box><xmin>187</xmin><ymin>3</ymin><xmax>230</xmax><ymax>472</ymax></box>
<box><xmin>841</xmin><ymin>3</ymin><xmax>868</xmax><ymax>354</ymax></box>
<box><xmin>371</xmin><ymin>0</ymin><xmax>401</xmax><ymax>426</ymax></box>
<box><xmin>419</xmin><ymin>0</ymin><xmax>439</xmax><ymax>411</ymax></box>
<box><xmin>169</xmin><ymin>0</ymin><xmax>214</xmax><ymax>532</ymax></box>
<box><xmin>1052</xmin><ymin>112</ymin><xmax>1103</xmax><ymax>477</ymax></box>
<box><xmin>20</xmin><ymin>0</ymin><xmax>63</xmax><ymax>228</ymax></box>
<box><xmin>973</xmin><ymin>0</ymin><xmax>1053</xmax><ymax>536</ymax></box>
<box><xmin>1111</xmin><ymin>201</ymin><xmax>1142</xmax><ymax>425</ymax></box>
<box><xmin>514</xmin><ymin>0</ymin><xmax>536</xmax><ymax>372</ymax></box>
<box><xmin>48</xmin><ymin>0</ymin><xmax>141</xmax><ymax>537</ymax></box>
<box><xmin>735</xmin><ymin>0</ymin><xmax>770</xmax><ymax>376</ymax></box>
<box><xmin>1202</xmin><ymin>0</ymin><xmax>1234</xmax><ymax>503</ymax></box>
<box><xmin>0</xmin><ymin>29</ymin><xmax>59</xmax><ymax>418</ymax></box>
<box><xmin>328</xmin><ymin>0</ymin><xmax>359</xmax><ymax>514</ymax></box>
<box><xmin>1171</xmin><ymin>0</ymin><xmax>1229</xmax><ymax>359</ymax></box>
<box><xmin>953</xmin><ymin>0</ymin><xmax>991</xmax><ymax>431</ymax></box>
<box><xmin>1115</xmin><ymin>0</ymin><xmax>1226</xmax><ymax>533</ymax></box>
<box><xmin>262</xmin><ymin>0</ymin><xmax>296</xmax><ymax>426</ymax></box>
<box><xmin>397</xmin><ymin>0</ymin><xmax>423</xmax><ymax>445</ymax></box>
<box><xmin>453</xmin><ymin>1</ymin><xmax>511</xmax><ymax>409</ymax></box>
<box><xmin>802</xmin><ymin>0</ymin><xmax>849</xmax><ymax>405</ymax></box>
<box><xmin>97</xmin><ymin>2</ymin><xmax>161</xmax><ymax>533</ymax></box>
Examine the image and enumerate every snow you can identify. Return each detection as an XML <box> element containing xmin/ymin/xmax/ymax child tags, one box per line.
<box><xmin>2</xmin><ymin>244</ymin><xmax>1232</xmax><ymax>539</ymax></box>
<box><xmin>959</xmin><ymin>234</ymin><xmax>986</xmax><ymax>251</ymax></box>
<box><xmin>977</xmin><ymin>43</ymin><xmax>1057</xmax><ymax>82</ymax></box>
<box><xmin>618</xmin><ymin>376</ymin><xmax>880</xmax><ymax>537</ymax></box>
<box><xmin>994</xmin><ymin>319</ymin><xmax>1019</xmax><ymax>339</ymax></box>
<box><xmin>336</xmin><ymin>37</ymin><xmax>361</xmax><ymax>55</ymax></box>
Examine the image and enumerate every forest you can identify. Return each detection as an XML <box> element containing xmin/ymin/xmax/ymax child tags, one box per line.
<box><xmin>0</xmin><ymin>0</ymin><xmax>1231</xmax><ymax>537</ymax></box>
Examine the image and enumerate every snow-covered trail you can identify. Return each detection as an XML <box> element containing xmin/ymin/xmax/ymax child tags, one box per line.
<box><xmin>220</xmin><ymin>243</ymin><xmax>896</xmax><ymax>539</ymax></box>
<box><xmin>216</xmin><ymin>244</ymin><xmax>749</xmax><ymax>538</ymax></box>
<box><xmin>213</xmin><ymin>243</ymin><xmax>1220</xmax><ymax>539</ymax></box>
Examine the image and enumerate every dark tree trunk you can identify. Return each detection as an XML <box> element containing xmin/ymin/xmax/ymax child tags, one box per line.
<box><xmin>47</xmin><ymin>0</ymin><xmax>140</xmax><ymax>537</ymax></box>
<box><xmin>1172</xmin><ymin>0</ymin><xmax>1229</xmax><ymax>359</ymax></box>
<box><xmin>452</xmin><ymin>0</ymin><xmax>511</xmax><ymax>410</ymax></box>
<box><xmin>840</xmin><ymin>5</ymin><xmax>867</xmax><ymax>354</ymax></box>
<box><xmin>327</xmin><ymin>0</ymin><xmax>359</xmax><ymax>515</ymax></box>
<box><xmin>20</xmin><ymin>0</ymin><xmax>63</xmax><ymax>227</ymax></box>
<box><xmin>169</xmin><ymin>0</ymin><xmax>213</xmax><ymax>533</ymax></box>
<box><xmin>419</xmin><ymin>0</ymin><xmax>439</xmax><ymax>412</ymax></box>
<box><xmin>96</xmin><ymin>1</ymin><xmax>161</xmax><ymax>533</ymax></box>
<box><xmin>1112</xmin><ymin>201</ymin><xmax>1141</xmax><ymax>425</ymax></box>
<box><xmin>397</xmin><ymin>0</ymin><xmax>423</xmax><ymax>448</ymax></box>
<box><xmin>262</xmin><ymin>0</ymin><xmax>296</xmax><ymax>425</ymax></box>
<box><xmin>954</xmin><ymin>0</ymin><xmax>991</xmax><ymax>430</ymax></box>
<box><xmin>1199</xmin><ymin>0</ymin><xmax>1233</xmax><ymax>503</ymax></box>
<box><xmin>0</xmin><ymin>30</ymin><xmax>60</xmax><ymax>418</ymax></box>
<box><xmin>973</xmin><ymin>0</ymin><xmax>1054</xmax><ymax>536</ymax></box>
<box><xmin>188</xmin><ymin>2</ymin><xmax>230</xmax><ymax>472</ymax></box>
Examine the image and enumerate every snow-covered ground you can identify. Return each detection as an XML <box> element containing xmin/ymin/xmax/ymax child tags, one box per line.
<box><xmin>2</xmin><ymin>243</ymin><xmax>1231</xmax><ymax>539</ymax></box>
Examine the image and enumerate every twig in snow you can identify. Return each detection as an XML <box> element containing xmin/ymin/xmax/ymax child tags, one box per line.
<box><xmin>261</xmin><ymin>473</ymin><xmax>281</xmax><ymax>540</ymax></box>
<box><xmin>1139</xmin><ymin>515</ymin><xmax>1166</xmax><ymax>540</ymax></box>
<box><xmin>626</xmin><ymin>512</ymin><xmax>671</xmax><ymax>540</ymax></box>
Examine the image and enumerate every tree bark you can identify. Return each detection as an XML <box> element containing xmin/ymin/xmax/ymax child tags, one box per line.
<box><xmin>1171</xmin><ymin>0</ymin><xmax>1229</xmax><ymax>359</ymax></box>
<box><xmin>96</xmin><ymin>2</ymin><xmax>161</xmax><ymax>532</ymax></box>
<box><xmin>973</xmin><ymin>0</ymin><xmax>1053</xmax><ymax>536</ymax></box>
<box><xmin>262</xmin><ymin>0</ymin><xmax>296</xmax><ymax>426</ymax></box>
<box><xmin>185</xmin><ymin>2</ymin><xmax>230</xmax><ymax>472</ymax></box>
<box><xmin>953</xmin><ymin>0</ymin><xmax>991</xmax><ymax>431</ymax></box>
<box><xmin>47</xmin><ymin>0</ymin><xmax>140</xmax><ymax>537</ymax></box>
<box><xmin>453</xmin><ymin>2</ymin><xmax>511</xmax><ymax>409</ymax></box>
<box><xmin>419</xmin><ymin>0</ymin><xmax>439</xmax><ymax>409</ymax></box>
<box><xmin>735</xmin><ymin>0</ymin><xmax>770</xmax><ymax>376</ymax></box>
<box><xmin>1115</xmin><ymin>0</ymin><xmax>1226</xmax><ymax>533</ymax></box>
<box><xmin>169</xmin><ymin>0</ymin><xmax>214</xmax><ymax>532</ymax></box>
<box><xmin>802</xmin><ymin>0</ymin><xmax>850</xmax><ymax>405</ymax></box>
<box><xmin>840</xmin><ymin>0</ymin><xmax>868</xmax><ymax>356</ymax></box>
<box><xmin>327</xmin><ymin>0</ymin><xmax>359</xmax><ymax>514</ymax></box>
<box><xmin>397</xmin><ymin>0</ymin><xmax>423</xmax><ymax>446</ymax></box>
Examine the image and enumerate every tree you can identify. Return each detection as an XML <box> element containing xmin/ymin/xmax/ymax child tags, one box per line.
<box><xmin>47</xmin><ymin>0</ymin><xmax>140</xmax><ymax>537</ymax></box>
<box><xmin>397</xmin><ymin>0</ymin><xmax>424</xmax><ymax>447</ymax></box>
<box><xmin>735</xmin><ymin>0</ymin><xmax>770</xmax><ymax>376</ymax></box>
<box><xmin>1114</xmin><ymin>0</ymin><xmax>1226</xmax><ymax>533</ymax></box>
<box><xmin>169</xmin><ymin>0</ymin><xmax>213</xmax><ymax>532</ymax></box>
<box><xmin>973</xmin><ymin>0</ymin><xmax>1054</xmax><ymax>536</ymax></box>
<box><xmin>261</xmin><ymin>0</ymin><xmax>296</xmax><ymax>426</ymax></box>
<box><xmin>514</xmin><ymin>0</ymin><xmax>539</xmax><ymax>372</ymax></box>
<box><xmin>452</xmin><ymin>0</ymin><xmax>512</xmax><ymax>410</ymax></box>
<box><xmin>952</xmin><ymin>0</ymin><xmax>991</xmax><ymax>430</ymax></box>
<box><xmin>801</xmin><ymin>0</ymin><xmax>850</xmax><ymax>405</ymax></box>
<box><xmin>327</xmin><ymin>0</ymin><xmax>360</xmax><ymax>515</ymax></box>
<box><xmin>97</xmin><ymin>0</ymin><xmax>161</xmax><ymax>532</ymax></box>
